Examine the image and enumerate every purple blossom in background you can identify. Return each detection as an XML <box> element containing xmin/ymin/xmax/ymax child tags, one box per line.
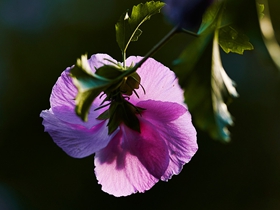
<box><xmin>40</xmin><ymin>54</ymin><xmax>197</xmax><ymax>196</ymax></box>
<box><xmin>163</xmin><ymin>0</ymin><xmax>215</xmax><ymax>30</ymax></box>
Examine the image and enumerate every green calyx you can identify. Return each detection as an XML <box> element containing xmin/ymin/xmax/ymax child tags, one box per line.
<box><xmin>97</xmin><ymin>92</ymin><xmax>145</xmax><ymax>134</ymax></box>
<box><xmin>95</xmin><ymin>66</ymin><xmax>145</xmax><ymax>134</ymax></box>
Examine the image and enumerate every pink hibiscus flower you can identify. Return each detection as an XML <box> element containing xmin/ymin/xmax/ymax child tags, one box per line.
<box><xmin>40</xmin><ymin>53</ymin><xmax>197</xmax><ymax>197</ymax></box>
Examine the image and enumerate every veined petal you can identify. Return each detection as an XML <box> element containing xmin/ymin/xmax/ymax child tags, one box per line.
<box><xmin>123</xmin><ymin>120</ymin><xmax>169</xmax><ymax>179</ymax></box>
<box><xmin>50</xmin><ymin>53</ymin><xmax>116</xmax><ymax>110</ymax></box>
<box><xmin>50</xmin><ymin>67</ymin><xmax>77</xmax><ymax>108</ymax></box>
<box><xmin>52</xmin><ymin>104</ymin><xmax>108</xmax><ymax>129</ymax></box>
<box><xmin>125</xmin><ymin>56</ymin><xmax>185</xmax><ymax>106</ymax></box>
<box><xmin>88</xmin><ymin>54</ymin><xmax>117</xmax><ymax>71</ymax></box>
<box><xmin>160</xmin><ymin>111</ymin><xmax>197</xmax><ymax>180</ymax></box>
<box><xmin>136</xmin><ymin>100</ymin><xmax>187</xmax><ymax>122</ymax></box>
<box><xmin>94</xmin><ymin>129</ymin><xmax>159</xmax><ymax>197</ymax></box>
<box><xmin>41</xmin><ymin>54</ymin><xmax>118</xmax><ymax>157</ymax></box>
<box><xmin>137</xmin><ymin>100</ymin><xmax>198</xmax><ymax>180</ymax></box>
<box><xmin>40</xmin><ymin>109</ymin><xmax>115</xmax><ymax>158</ymax></box>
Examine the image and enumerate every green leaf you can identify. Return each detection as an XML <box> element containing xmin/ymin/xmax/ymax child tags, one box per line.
<box><xmin>115</xmin><ymin>1</ymin><xmax>165</xmax><ymax>53</ymax></box>
<box><xmin>218</xmin><ymin>26</ymin><xmax>254</xmax><ymax>54</ymax></box>
<box><xmin>70</xmin><ymin>55</ymin><xmax>111</xmax><ymax>121</ymax></box>
<box><xmin>70</xmin><ymin>55</ymin><xmax>142</xmax><ymax>122</ymax></box>
<box><xmin>211</xmin><ymin>29</ymin><xmax>238</xmax><ymax>140</ymax></box>
<box><xmin>197</xmin><ymin>3</ymin><xmax>222</xmax><ymax>34</ymax></box>
<box><xmin>173</xmin><ymin>26</ymin><xmax>238</xmax><ymax>142</ymax></box>
<box><xmin>198</xmin><ymin>1</ymin><xmax>224</xmax><ymax>34</ymax></box>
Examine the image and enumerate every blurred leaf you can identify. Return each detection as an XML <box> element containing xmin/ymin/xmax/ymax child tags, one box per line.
<box><xmin>219</xmin><ymin>26</ymin><xmax>254</xmax><ymax>54</ymax></box>
<box><xmin>95</xmin><ymin>65</ymin><xmax>123</xmax><ymax>79</ymax></box>
<box><xmin>199</xmin><ymin>1</ymin><xmax>223</xmax><ymax>34</ymax></box>
<box><xmin>211</xmin><ymin>29</ymin><xmax>238</xmax><ymax>141</ymax></box>
<box><xmin>257</xmin><ymin>3</ymin><xmax>265</xmax><ymax>19</ymax></box>
<box><xmin>174</xmin><ymin>18</ymin><xmax>238</xmax><ymax>141</ymax></box>
<box><xmin>258</xmin><ymin>0</ymin><xmax>280</xmax><ymax>70</ymax></box>
<box><xmin>115</xmin><ymin>1</ymin><xmax>165</xmax><ymax>53</ymax></box>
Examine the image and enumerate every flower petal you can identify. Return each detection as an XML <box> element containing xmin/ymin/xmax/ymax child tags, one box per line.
<box><xmin>50</xmin><ymin>53</ymin><xmax>116</xmax><ymax>109</ymax></box>
<box><xmin>137</xmin><ymin>100</ymin><xmax>198</xmax><ymax>180</ymax></box>
<box><xmin>94</xmin><ymin>119</ymin><xmax>170</xmax><ymax>197</ymax></box>
<box><xmin>50</xmin><ymin>67</ymin><xmax>77</xmax><ymax>108</ymax></box>
<box><xmin>136</xmin><ymin>99</ymin><xmax>187</xmax><ymax>122</ymax></box>
<box><xmin>125</xmin><ymin>56</ymin><xmax>185</xmax><ymax>106</ymax></box>
<box><xmin>124</xmin><ymin>120</ymin><xmax>169</xmax><ymax>179</ymax></box>
<box><xmin>40</xmin><ymin>109</ymin><xmax>114</xmax><ymax>158</ymax></box>
<box><xmin>94</xmin><ymin>129</ymin><xmax>159</xmax><ymax>197</ymax></box>
<box><xmin>51</xmin><ymin>102</ymin><xmax>109</xmax><ymax>129</ymax></box>
<box><xmin>48</xmin><ymin>53</ymin><xmax>127</xmax><ymax>127</ymax></box>
<box><xmin>160</xmin><ymin>111</ymin><xmax>197</xmax><ymax>180</ymax></box>
<box><xmin>87</xmin><ymin>53</ymin><xmax>117</xmax><ymax>71</ymax></box>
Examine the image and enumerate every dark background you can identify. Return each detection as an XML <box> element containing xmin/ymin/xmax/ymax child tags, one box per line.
<box><xmin>0</xmin><ymin>0</ymin><xmax>279</xmax><ymax>209</ymax></box>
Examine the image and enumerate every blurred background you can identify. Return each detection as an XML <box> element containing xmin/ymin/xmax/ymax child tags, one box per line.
<box><xmin>0</xmin><ymin>0</ymin><xmax>279</xmax><ymax>209</ymax></box>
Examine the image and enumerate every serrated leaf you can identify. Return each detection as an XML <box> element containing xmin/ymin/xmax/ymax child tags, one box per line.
<box><xmin>219</xmin><ymin>26</ymin><xmax>254</xmax><ymax>54</ymax></box>
<box><xmin>115</xmin><ymin>1</ymin><xmax>165</xmax><ymax>53</ymax></box>
<box><xmin>173</xmin><ymin>25</ymin><xmax>237</xmax><ymax>142</ymax></box>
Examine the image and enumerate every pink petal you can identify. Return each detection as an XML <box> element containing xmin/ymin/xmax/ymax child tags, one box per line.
<box><xmin>136</xmin><ymin>100</ymin><xmax>187</xmax><ymax>122</ymax></box>
<box><xmin>50</xmin><ymin>53</ymin><xmax>116</xmax><ymax>109</ymax></box>
<box><xmin>138</xmin><ymin>100</ymin><xmax>197</xmax><ymax>180</ymax></box>
<box><xmin>125</xmin><ymin>56</ymin><xmax>185</xmax><ymax>106</ymax></box>
<box><xmin>51</xmin><ymin>102</ymin><xmax>108</xmax><ymax>129</ymax></box>
<box><xmin>94</xmin><ymin>129</ymin><xmax>159</xmax><ymax>197</ymax></box>
<box><xmin>50</xmin><ymin>67</ymin><xmax>77</xmax><ymax>108</ymax></box>
<box><xmin>41</xmin><ymin>53</ymin><xmax>119</xmax><ymax>157</ymax></box>
<box><xmin>40</xmin><ymin>109</ymin><xmax>115</xmax><ymax>158</ymax></box>
<box><xmin>160</xmin><ymin>111</ymin><xmax>197</xmax><ymax>180</ymax></box>
<box><xmin>88</xmin><ymin>54</ymin><xmax>117</xmax><ymax>71</ymax></box>
<box><xmin>124</xmin><ymin>119</ymin><xmax>169</xmax><ymax>179</ymax></box>
<box><xmin>94</xmin><ymin>120</ymin><xmax>170</xmax><ymax>197</ymax></box>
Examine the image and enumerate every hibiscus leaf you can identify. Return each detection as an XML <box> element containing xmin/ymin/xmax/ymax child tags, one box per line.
<box><xmin>115</xmin><ymin>1</ymin><xmax>165</xmax><ymax>53</ymax></box>
<box><xmin>218</xmin><ymin>25</ymin><xmax>254</xmax><ymax>54</ymax></box>
<box><xmin>70</xmin><ymin>55</ymin><xmax>117</xmax><ymax>121</ymax></box>
<box><xmin>174</xmin><ymin>25</ymin><xmax>238</xmax><ymax>142</ymax></box>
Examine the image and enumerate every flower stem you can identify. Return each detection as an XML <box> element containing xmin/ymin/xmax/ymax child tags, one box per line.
<box><xmin>180</xmin><ymin>28</ymin><xmax>199</xmax><ymax>37</ymax></box>
<box><xmin>133</xmin><ymin>25</ymin><xmax>179</xmax><ymax>70</ymax></box>
<box><xmin>121</xmin><ymin>25</ymin><xmax>180</xmax><ymax>78</ymax></box>
<box><xmin>122</xmin><ymin>51</ymin><xmax>126</xmax><ymax>69</ymax></box>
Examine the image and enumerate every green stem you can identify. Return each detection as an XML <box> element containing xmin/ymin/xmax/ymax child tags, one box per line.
<box><xmin>122</xmin><ymin>51</ymin><xmax>126</xmax><ymax>69</ymax></box>
<box><xmin>180</xmin><ymin>28</ymin><xmax>199</xmax><ymax>37</ymax></box>
<box><xmin>121</xmin><ymin>25</ymin><xmax>180</xmax><ymax>78</ymax></box>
